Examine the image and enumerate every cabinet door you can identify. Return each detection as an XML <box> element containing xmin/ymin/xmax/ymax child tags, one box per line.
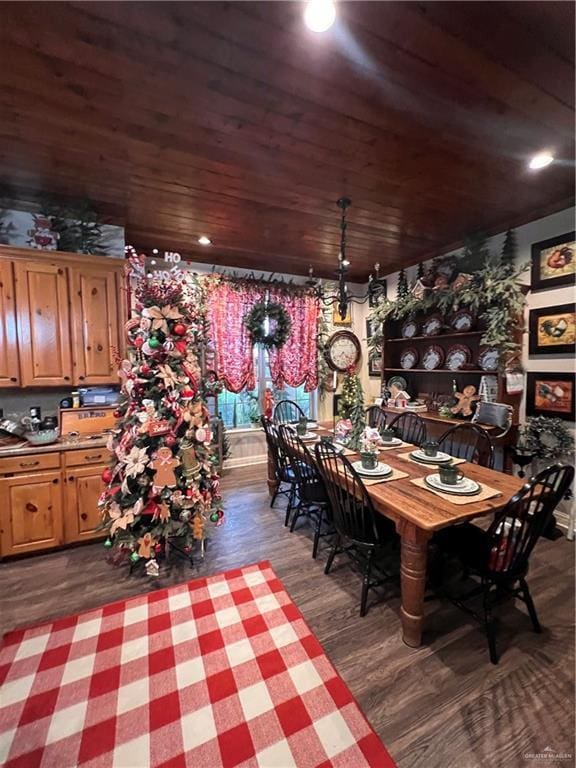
<box><xmin>0</xmin><ymin>471</ymin><xmax>64</xmax><ymax>556</ymax></box>
<box><xmin>64</xmin><ymin>465</ymin><xmax>106</xmax><ymax>543</ymax></box>
<box><xmin>69</xmin><ymin>266</ymin><xmax>123</xmax><ymax>385</ymax></box>
<box><xmin>0</xmin><ymin>260</ymin><xmax>20</xmax><ymax>387</ymax></box>
<box><xmin>14</xmin><ymin>261</ymin><xmax>73</xmax><ymax>386</ymax></box>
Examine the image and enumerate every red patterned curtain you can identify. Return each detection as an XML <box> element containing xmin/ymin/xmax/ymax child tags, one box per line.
<box><xmin>268</xmin><ymin>289</ymin><xmax>320</xmax><ymax>392</ymax></box>
<box><xmin>207</xmin><ymin>281</ymin><xmax>263</xmax><ymax>393</ymax></box>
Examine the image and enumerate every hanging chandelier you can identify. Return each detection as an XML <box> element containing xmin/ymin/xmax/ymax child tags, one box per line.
<box><xmin>306</xmin><ymin>198</ymin><xmax>387</xmax><ymax>319</ymax></box>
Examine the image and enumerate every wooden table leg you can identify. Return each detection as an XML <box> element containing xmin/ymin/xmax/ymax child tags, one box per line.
<box><xmin>267</xmin><ymin>448</ymin><xmax>279</xmax><ymax>498</ymax></box>
<box><xmin>396</xmin><ymin>519</ymin><xmax>431</xmax><ymax>648</ymax></box>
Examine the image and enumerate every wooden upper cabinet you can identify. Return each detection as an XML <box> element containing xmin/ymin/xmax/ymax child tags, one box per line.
<box><xmin>0</xmin><ymin>260</ymin><xmax>20</xmax><ymax>387</ymax></box>
<box><xmin>69</xmin><ymin>265</ymin><xmax>124</xmax><ymax>385</ymax></box>
<box><xmin>14</xmin><ymin>260</ymin><xmax>73</xmax><ymax>386</ymax></box>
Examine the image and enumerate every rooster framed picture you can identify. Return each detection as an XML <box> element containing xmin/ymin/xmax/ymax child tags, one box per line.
<box><xmin>531</xmin><ymin>232</ymin><xmax>575</xmax><ymax>291</ymax></box>
<box><xmin>529</xmin><ymin>303</ymin><xmax>576</xmax><ymax>356</ymax></box>
<box><xmin>526</xmin><ymin>372</ymin><xmax>575</xmax><ymax>421</ymax></box>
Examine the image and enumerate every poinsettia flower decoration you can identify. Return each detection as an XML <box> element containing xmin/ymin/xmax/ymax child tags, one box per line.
<box><xmin>157</xmin><ymin>364</ymin><xmax>186</xmax><ymax>390</ymax></box>
<box><xmin>123</xmin><ymin>446</ymin><xmax>150</xmax><ymax>478</ymax></box>
<box><xmin>141</xmin><ymin>304</ymin><xmax>182</xmax><ymax>334</ymax></box>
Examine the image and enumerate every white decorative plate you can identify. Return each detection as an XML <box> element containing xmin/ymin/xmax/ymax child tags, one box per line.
<box><xmin>380</xmin><ymin>436</ymin><xmax>403</xmax><ymax>447</ymax></box>
<box><xmin>300</xmin><ymin>432</ymin><xmax>318</xmax><ymax>441</ymax></box>
<box><xmin>478</xmin><ymin>348</ymin><xmax>499</xmax><ymax>371</ymax></box>
<box><xmin>307</xmin><ymin>422</ymin><xmax>319</xmax><ymax>430</ymax></box>
<box><xmin>424</xmin><ymin>473</ymin><xmax>481</xmax><ymax>495</ymax></box>
<box><xmin>352</xmin><ymin>461</ymin><xmax>393</xmax><ymax>477</ymax></box>
<box><xmin>411</xmin><ymin>449</ymin><xmax>453</xmax><ymax>464</ymax></box>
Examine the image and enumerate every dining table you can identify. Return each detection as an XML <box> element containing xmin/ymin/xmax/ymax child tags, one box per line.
<box><xmin>266</xmin><ymin>420</ymin><xmax>525</xmax><ymax>648</ymax></box>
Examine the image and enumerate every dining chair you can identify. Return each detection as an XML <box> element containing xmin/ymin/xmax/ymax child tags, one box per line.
<box><xmin>277</xmin><ymin>425</ymin><xmax>332</xmax><ymax>558</ymax></box>
<box><xmin>273</xmin><ymin>399</ymin><xmax>306</xmax><ymax>425</ymax></box>
<box><xmin>314</xmin><ymin>442</ymin><xmax>398</xmax><ymax>616</ymax></box>
<box><xmin>433</xmin><ymin>463</ymin><xmax>575</xmax><ymax>664</ymax></box>
<box><xmin>260</xmin><ymin>416</ymin><xmax>297</xmax><ymax>512</ymax></box>
<box><xmin>365</xmin><ymin>405</ymin><xmax>387</xmax><ymax>433</ymax></box>
<box><xmin>437</xmin><ymin>423</ymin><xmax>495</xmax><ymax>468</ymax></box>
<box><xmin>387</xmin><ymin>412</ymin><xmax>427</xmax><ymax>446</ymax></box>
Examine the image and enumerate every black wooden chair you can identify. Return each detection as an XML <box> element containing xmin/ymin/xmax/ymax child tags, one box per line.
<box><xmin>314</xmin><ymin>442</ymin><xmax>398</xmax><ymax>616</ymax></box>
<box><xmin>365</xmin><ymin>405</ymin><xmax>387</xmax><ymax>434</ymax></box>
<box><xmin>437</xmin><ymin>423</ymin><xmax>495</xmax><ymax>468</ymax></box>
<box><xmin>277</xmin><ymin>425</ymin><xmax>332</xmax><ymax>558</ymax></box>
<box><xmin>433</xmin><ymin>463</ymin><xmax>575</xmax><ymax>664</ymax></box>
<box><xmin>273</xmin><ymin>399</ymin><xmax>306</xmax><ymax>425</ymax></box>
<box><xmin>387</xmin><ymin>412</ymin><xmax>427</xmax><ymax>446</ymax></box>
<box><xmin>260</xmin><ymin>416</ymin><xmax>297</xmax><ymax>512</ymax></box>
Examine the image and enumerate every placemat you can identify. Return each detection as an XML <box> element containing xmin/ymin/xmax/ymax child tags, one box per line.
<box><xmin>379</xmin><ymin>441</ymin><xmax>413</xmax><ymax>452</ymax></box>
<box><xmin>397</xmin><ymin>451</ymin><xmax>466</xmax><ymax>467</ymax></box>
<box><xmin>354</xmin><ymin>467</ymin><xmax>409</xmax><ymax>486</ymax></box>
<box><xmin>410</xmin><ymin>476</ymin><xmax>501</xmax><ymax>505</ymax></box>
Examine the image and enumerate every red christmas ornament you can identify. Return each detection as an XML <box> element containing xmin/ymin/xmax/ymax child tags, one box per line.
<box><xmin>113</xmin><ymin>409</ymin><xmax>122</xmax><ymax>419</ymax></box>
<box><xmin>140</xmin><ymin>364</ymin><xmax>150</xmax><ymax>374</ymax></box>
<box><xmin>172</xmin><ymin>323</ymin><xmax>187</xmax><ymax>337</ymax></box>
<box><xmin>181</xmin><ymin>387</ymin><xmax>195</xmax><ymax>400</ymax></box>
<box><xmin>154</xmin><ymin>543</ymin><xmax>163</xmax><ymax>554</ymax></box>
<box><xmin>101</xmin><ymin>467</ymin><xmax>114</xmax><ymax>484</ymax></box>
<box><xmin>165</xmin><ymin>434</ymin><xmax>177</xmax><ymax>447</ymax></box>
<box><xmin>174</xmin><ymin>339</ymin><xmax>187</xmax><ymax>356</ymax></box>
<box><xmin>134</xmin><ymin>336</ymin><xmax>144</xmax><ymax>349</ymax></box>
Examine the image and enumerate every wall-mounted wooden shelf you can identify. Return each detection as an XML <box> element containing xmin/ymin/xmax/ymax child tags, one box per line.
<box><xmin>386</xmin><ymin>331</ymin><xmax>485</xmax><ymax>343</ymax></box>
<box><xmin>384</xmin><ymin>368</ymin><xmax>489</xmax><ymax>374</ymax></box>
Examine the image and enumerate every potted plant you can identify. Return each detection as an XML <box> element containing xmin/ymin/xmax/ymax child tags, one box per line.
<box><xmin>359</xmin><ymin>429</ymin><xmax>380</xmax><ymax>470</ymax></box>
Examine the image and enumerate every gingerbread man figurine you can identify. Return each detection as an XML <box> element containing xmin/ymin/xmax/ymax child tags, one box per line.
<box><xmin>137</xmin><ymin>532</ymin><xmax>156</xmax><ymax>559</ymax></box>
<box><xmin>150</xmin><ymin>447</ymin><xmax>180</xmax><ymax>490</ymax></box>
<box><xmin>451</xmin><ymin>385</ymin><xmax>481</xmax><ymax>418</ymax></box>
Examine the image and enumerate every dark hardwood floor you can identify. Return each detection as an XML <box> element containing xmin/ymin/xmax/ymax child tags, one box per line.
<box><xmin>1</xmin><ymin>465</ymin><xmax>574</xmax><ymax>768</ymax></box>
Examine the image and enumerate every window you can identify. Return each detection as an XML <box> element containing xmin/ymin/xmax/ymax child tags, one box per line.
<box><xmin>213</xmin><ymin>347</ymin><xmax>317</xmax><ymax>429</ymax></box>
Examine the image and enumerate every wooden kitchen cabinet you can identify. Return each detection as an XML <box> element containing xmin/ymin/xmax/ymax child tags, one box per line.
<box><xmin>14</xmin><ymin>259</ymin><xmax>73</xmax><ymax>386</ymax></box>
<box><xmin>0</xmin><ymin>470</ymin><xmax>64</xmax><ymax>556</ymax></box>
<box><xmin>0</xmin><ymin>247</ymin><xmax>126</xmax><ymax>388</ymax></box>
<box><xmin>69</xmin><ymin>264</ymin><xmax>124</xmax><ymax>385</ymax></box>
<box><xmin>64</xmin><ymin>464</ymin><xmax>106</xmax><ymax>543</ymax></box>
<box><xmin>0</xmin><ymin>259</ymin><xmax>20</xmax><ymax>386</ymax></box>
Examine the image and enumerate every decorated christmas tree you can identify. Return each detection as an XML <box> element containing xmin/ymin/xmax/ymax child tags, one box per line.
<box><xmin>338</xmin><ymin>368</ymin><xmax>365</xmax><ymax>450</ymax></box>
<box><xmin>99</xmin><ymin>255</ymin><xmax>223</xmax><ymax>572</ymax></box>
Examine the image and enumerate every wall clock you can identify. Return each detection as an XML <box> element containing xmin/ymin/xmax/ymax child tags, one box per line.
<box><xmin>325</xmin><ymin>331</ymin><xmax>361</xmax><ymax>372</ymax></box>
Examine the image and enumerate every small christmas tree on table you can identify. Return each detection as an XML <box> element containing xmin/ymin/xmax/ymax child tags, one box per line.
<box><xmin>99</xmin><ymin>255</ymin><xmax>223</xmax><ymax>572</ymax></box>
<box><xmin>338</xmin><ymin>367</ymin><xmax>365</xmax><ymax>450</ymax></box>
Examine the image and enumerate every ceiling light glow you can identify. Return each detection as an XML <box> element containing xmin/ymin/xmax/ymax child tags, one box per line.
<box><xmin>304</xmin><ymin>0</ymin><xmax>336</xmax><ymax>32</ymax></box>
<box><xmin>198</xmin><ymin>236</ymin><xmax>212</xmax><ymax>246</ymax></box>
<box><xmin>529</xmin><ymin>152</ymin><xmax>554</xmax><ymax>170</ymax></box>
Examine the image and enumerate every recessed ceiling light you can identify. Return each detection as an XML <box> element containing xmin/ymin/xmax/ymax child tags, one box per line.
<box><xmin>304</xmin><ymin>0</ymin><xmax>336</xmax><ymax>32</ymax></box>
<box><xmin>198</xmin><ymin>236</ymin><xmax>212</xmax><ymax>246</ymax></box>
<box><xmin>529</xmin><ymin>152</ymin><xmax>554</xmax><ymax>170</ymax></box>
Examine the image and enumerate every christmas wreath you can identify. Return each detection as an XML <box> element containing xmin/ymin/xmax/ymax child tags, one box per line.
<box><xmin>518</xmin><ymin>416</ymin><xmax>574</xmax><ymax>460</ymax></box>
<box><xmin>244</xmin><ymin>301</ymin><xmax>291</xmax><ymax>349</ymax></box>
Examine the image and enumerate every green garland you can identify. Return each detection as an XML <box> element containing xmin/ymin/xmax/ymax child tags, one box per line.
<box><xmin>368</xmin><ymin>243</ymin><xmax>528</xmax><ymax>366</ymax></box>
<box><xmin>244</xmin><ymin>301</ymin><xmax>291</xmax><ymax>349</ymax></box>
<box><xmin>518</xmin><ymin>417</ymin><xmax>574</xmax><ymax>460</ymax></box>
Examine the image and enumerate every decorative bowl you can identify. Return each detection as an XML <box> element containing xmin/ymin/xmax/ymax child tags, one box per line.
<box><xmin>25</xmin><ymin>429</ymin><xmax>60</xmax><ymax>445</ymax></box>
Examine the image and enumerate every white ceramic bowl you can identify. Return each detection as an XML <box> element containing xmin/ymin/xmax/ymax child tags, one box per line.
<box><xmin>25</xmin><ymin>429</ymin><xmax>59</xmax><ymax>445</ymax></box>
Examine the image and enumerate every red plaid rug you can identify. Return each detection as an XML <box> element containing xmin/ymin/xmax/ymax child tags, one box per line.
<box><xmin>0</xmin><ymin>561</ymin><xmax>395</xmax><ymax>768</ymax></box>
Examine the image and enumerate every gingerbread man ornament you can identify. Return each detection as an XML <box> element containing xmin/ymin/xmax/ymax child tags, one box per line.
<box><xmin>150</xmin><ymin>447</ymin><xmax>180</xmax><ymax>490</ymax></box>
<box><xmin>451</xmin><ymin>385</ymin><xmax>481</xmax><ymax>418</ymax></box>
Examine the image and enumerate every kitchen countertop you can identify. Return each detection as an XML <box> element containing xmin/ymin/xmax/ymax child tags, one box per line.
<box><xmin>0</xmin><ymin>435</ymin><xmax>109</xmax><ymax>458</ymax></box>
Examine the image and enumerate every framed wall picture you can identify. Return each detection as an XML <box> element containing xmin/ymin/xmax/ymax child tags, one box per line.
<box><xmin>368</xmin><ymin>279</ymin><xmax>387</xmax><ymax>308</ymax></box>
<box><xmin>526</xmin><ymin>372</ymin><xmax>575</xmax><ymax>421</ymax></box>
<box><xmin>332</xmin><ymin>303</ymin><xmax>352</xmax><ymax>326</ymax></box>
<box><xmin>368</xmin><ymin>355</ymin><xmax>382</xmax><ymax>378</ymax></box>
<box><xmin>529</xmin><ymin>303</ymin><xmax>576</xmax><ymax>356</ymax></box>
<box><xmin>531</xmin><ymin>232</ymin><xmax>575</xmax><ymax>291</ymax></box>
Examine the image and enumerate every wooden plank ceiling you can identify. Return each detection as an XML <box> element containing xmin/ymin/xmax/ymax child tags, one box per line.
<box><xmin>0</xmin><ymin>1</ymin><xmax>573</xmax><ymax>279</ymax></box>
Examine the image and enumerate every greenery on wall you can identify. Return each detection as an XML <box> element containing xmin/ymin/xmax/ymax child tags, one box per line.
<box><xmin>518</xmin><ymin>416</ymin><xmax>574</xmax><ymax>460</ymax></box>
<box><xmin>368</xmin><ymin>233</ymin><xmax>528</xmax><ymax>368</ymax></box>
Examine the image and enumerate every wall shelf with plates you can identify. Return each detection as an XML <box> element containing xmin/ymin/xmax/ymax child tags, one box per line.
<box><xmin>381</xmin><ymin>314</ymin><xmax>521</xmax><ymax>428</ymax></box>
